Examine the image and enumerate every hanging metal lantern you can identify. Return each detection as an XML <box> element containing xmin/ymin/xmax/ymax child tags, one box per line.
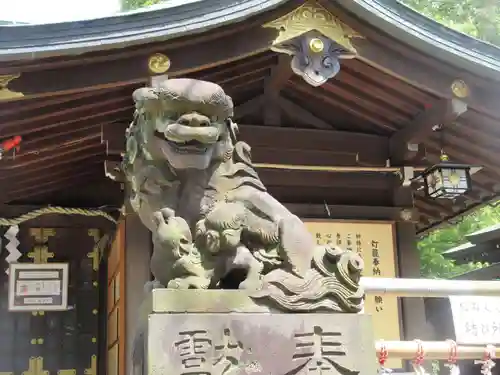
<box><xmin>421</xmin><ymin>154</ymin><xmax>472</xmax><ymax>199</ymax></box>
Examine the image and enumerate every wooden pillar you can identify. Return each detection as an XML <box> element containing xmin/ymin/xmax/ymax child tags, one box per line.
<box><xmin>124</xmin><ymin>214</ymin><xmax>151</xmax><ymax>372</ymax></box>
<box><xmin>396</xmin><ymin>221</ymin><xmax>429</xmax><ymax>340</ymax></box>
<box><xmin>393</xmin><ymin>185</ymin><xmax>431</xmax><ymax>343</ymax></box>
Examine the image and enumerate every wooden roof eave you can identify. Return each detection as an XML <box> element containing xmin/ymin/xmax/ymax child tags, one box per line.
<box><xmin>3</xmin><ymin>0</ymin><xmax>500</xmax><ymax>79</ymax></box>
<box><xmin>0</xmin><ymin>0</ymin><xmax>291</xmax><ymax>61</ymax></box>
<box><xmin>3</xmin><ymin>0</ymin><xmax>500</xmax><ymax>233</ymax></box>
<box><xmin>330</xmin><ymin>0</ymin><xmax>500</xmax><ymax>82</ymax></box>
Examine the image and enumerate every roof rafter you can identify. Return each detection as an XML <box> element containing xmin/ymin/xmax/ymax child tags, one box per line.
<box><xmin>0</xmin><ymin>140</ymin><xmax>103</xmax><ymax>171</ymax></box>
<box><xmin>259</xmin><ymin>169</ymin><xmax>392</xmax><ymax>189</ymax></box>
<box><xmin>289</xmin><ymin>80</ymin><xmax>394</xmax><ymax>134</ymax></box>
<box><xmin>0</xmin><ymin>87</ymin><xmax>121</xmax><ymax>117</ymax></box>
<box><xmin>278</xmin><ymin>96</ymin><xmax>333</xmax><ymax>130</ymax></box>
<box><xmin>2</xmin><ymin>25</ymin><xmax>279</xmax><ymax>101</ymax></box>
<box><xmin>0</xmin><ymin>95</ymin><xmax>131</xmax><ymax>130</ymax></box>
<box><xmin>18</xmin><ymin>126</ymin><xmax>102</xmax><ymax>157</ymax></box>
<box><xmin>233</xmin><ymin>95</ymin><xmax>265</xmax><ymax>120</ymax></box>
<box><xmin>263</xmin><ymin>55</ymin><xmax>293</xmax><ymax>125</ymax></box>
<box><xmin>102</xmin><ymin>123</ymin><xmax>389</xmax><ymax>165</ymax></box>
<box><xmin>1</xmin><ymin>105</ymin><xmax>133</xmax><ymax>139</ymax></box>
<box><xmin>390</xmin><ymin>98</ymin><xmax>467</xmax><ymax>163</ymax></box>
<box><xmin>6</xmin><ymin>171</ymin><xmax>102</xmax><ymax>202</ymax></box>
<box><xmin>0</xmin><ymin>162</ymin><xmax>103</xmax><ymax>199</ymax></box>
<box><xmin>0</xmin><ymin>152</ymin><xmax>105</xmax><ymax>182</ymax></box>
<box><xmin>322</xmin><ymin>0</ymin><xmax>500</xmax><ymax>119</ymax></box>
<box><xmin>264</xmin><ymin>55</ymin><xmax>293</xmax><ymax>92</ymax></box>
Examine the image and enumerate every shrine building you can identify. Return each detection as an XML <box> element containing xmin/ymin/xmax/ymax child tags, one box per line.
<box><xmin>0</xmin><ymin>0</ymin><xmax>500</xmax><ymax>374</ymax></box>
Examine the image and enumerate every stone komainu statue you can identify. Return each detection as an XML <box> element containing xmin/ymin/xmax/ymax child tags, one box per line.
<box><xmin>123</xmin><ymin>77</ymin><xmax>364</xmax><ymax>309</ymax></box>
<box><xmin>125</xmin><ymin>78</ymin><xmax>365</xmax><ymax>374</ymax></box>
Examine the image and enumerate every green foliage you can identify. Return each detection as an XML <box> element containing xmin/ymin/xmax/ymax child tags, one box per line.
<box><xmin>418</xmin><ymin>205</ymin><xmax>500</xmax><ymax>278</ymax></box>
<box><xmin>400</xmin><ymin>0</ymin><xmax>500</xmax><ymax>46</ymax></box>
<box><xmin>121</xmin><ymin>0</ymin><xmax>164</xmax><ymax>12</ymax></box>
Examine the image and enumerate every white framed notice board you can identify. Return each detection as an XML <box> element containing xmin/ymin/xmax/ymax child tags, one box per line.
<box><xmin>8</xmin><ymin>262</ymin><xmax>69</xmax><ymax>312</ymax></box>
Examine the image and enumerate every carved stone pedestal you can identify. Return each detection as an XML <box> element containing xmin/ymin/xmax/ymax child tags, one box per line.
<box><xmin>143</xmin><ymin>289</ymin><xmax>376</xmax><ymax>375</ymax></box>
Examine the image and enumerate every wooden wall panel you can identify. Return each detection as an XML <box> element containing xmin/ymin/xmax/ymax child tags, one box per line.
<box><xmin>107</xmin><ymin>308</ymin><xmax>118</xmax><ymax>346</ymax></box>
<box><xmin>107</xmin><ymin>343</ymin><xmax>119</xmax><ymax>375</ymax></box>
<box><xmin>106</xmin><ymin>221</ymin><xmax>125</xmax><ymax>375</ymax></box>
<box><xmin>0</xmin><ymin>225</ymin><xmax>101</xmax><ymax>375</ymax></box>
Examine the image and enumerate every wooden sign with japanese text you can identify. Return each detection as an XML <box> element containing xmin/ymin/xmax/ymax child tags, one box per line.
<box><xmin>303</xmin><ymin>220</ymin><xmax>402</xmax><ymax>367</ymax></box>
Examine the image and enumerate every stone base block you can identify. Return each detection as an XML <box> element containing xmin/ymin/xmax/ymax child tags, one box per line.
<box><xmin>145</xmin><ymin>291</ymin><xmax>376</xmax><ymax>375</ymax></box>
<box><xmin>143</xmin><ymin>288</ymin><xmax>271</xmax><ymax>314</ymax></box>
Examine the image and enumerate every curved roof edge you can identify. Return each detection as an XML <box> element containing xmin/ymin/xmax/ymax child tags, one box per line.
<box><xmin>2</xmin><ymin>0</ymin><xmax>500</xmax><ymax>81</ymax></box>
<box><xmin>335</xmin><ymin>0</ymin><xmax>500</xmax><ymax>80</ymax></box>
<box><xmin>0</xmin><ymin>0</ymin><xmax>289</xmax><ymax>61</ymax></box>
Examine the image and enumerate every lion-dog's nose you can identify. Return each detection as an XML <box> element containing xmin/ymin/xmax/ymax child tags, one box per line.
<box><xmin>177</xmin><ymin>112</ymin><xmax>211</xmax><ymax>127</ymax></box>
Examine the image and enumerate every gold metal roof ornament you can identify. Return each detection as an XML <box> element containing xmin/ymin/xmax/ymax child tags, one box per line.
<box><xmin>451</xmin><ymin>79</ymin><xmax>470</xmax><ymax>99</ymax></box>
<box><xmin>148</xmin><ymin>53</ymin><xmax>171</xmax><ymax>74</ymax></box>
<box><xmin>263</xmin><ymin>1</ymin><xmax>363</xmax><ymax>87</ymax></box>
<box><xmin>0</xmin><ymin>74</ymin><xmax>24</xmax><ymax>101</ymax></box>
<box><xmin>263</xmin><ymin>0</ymin><xmax>362</xmax><ymax>55</ymax></box>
